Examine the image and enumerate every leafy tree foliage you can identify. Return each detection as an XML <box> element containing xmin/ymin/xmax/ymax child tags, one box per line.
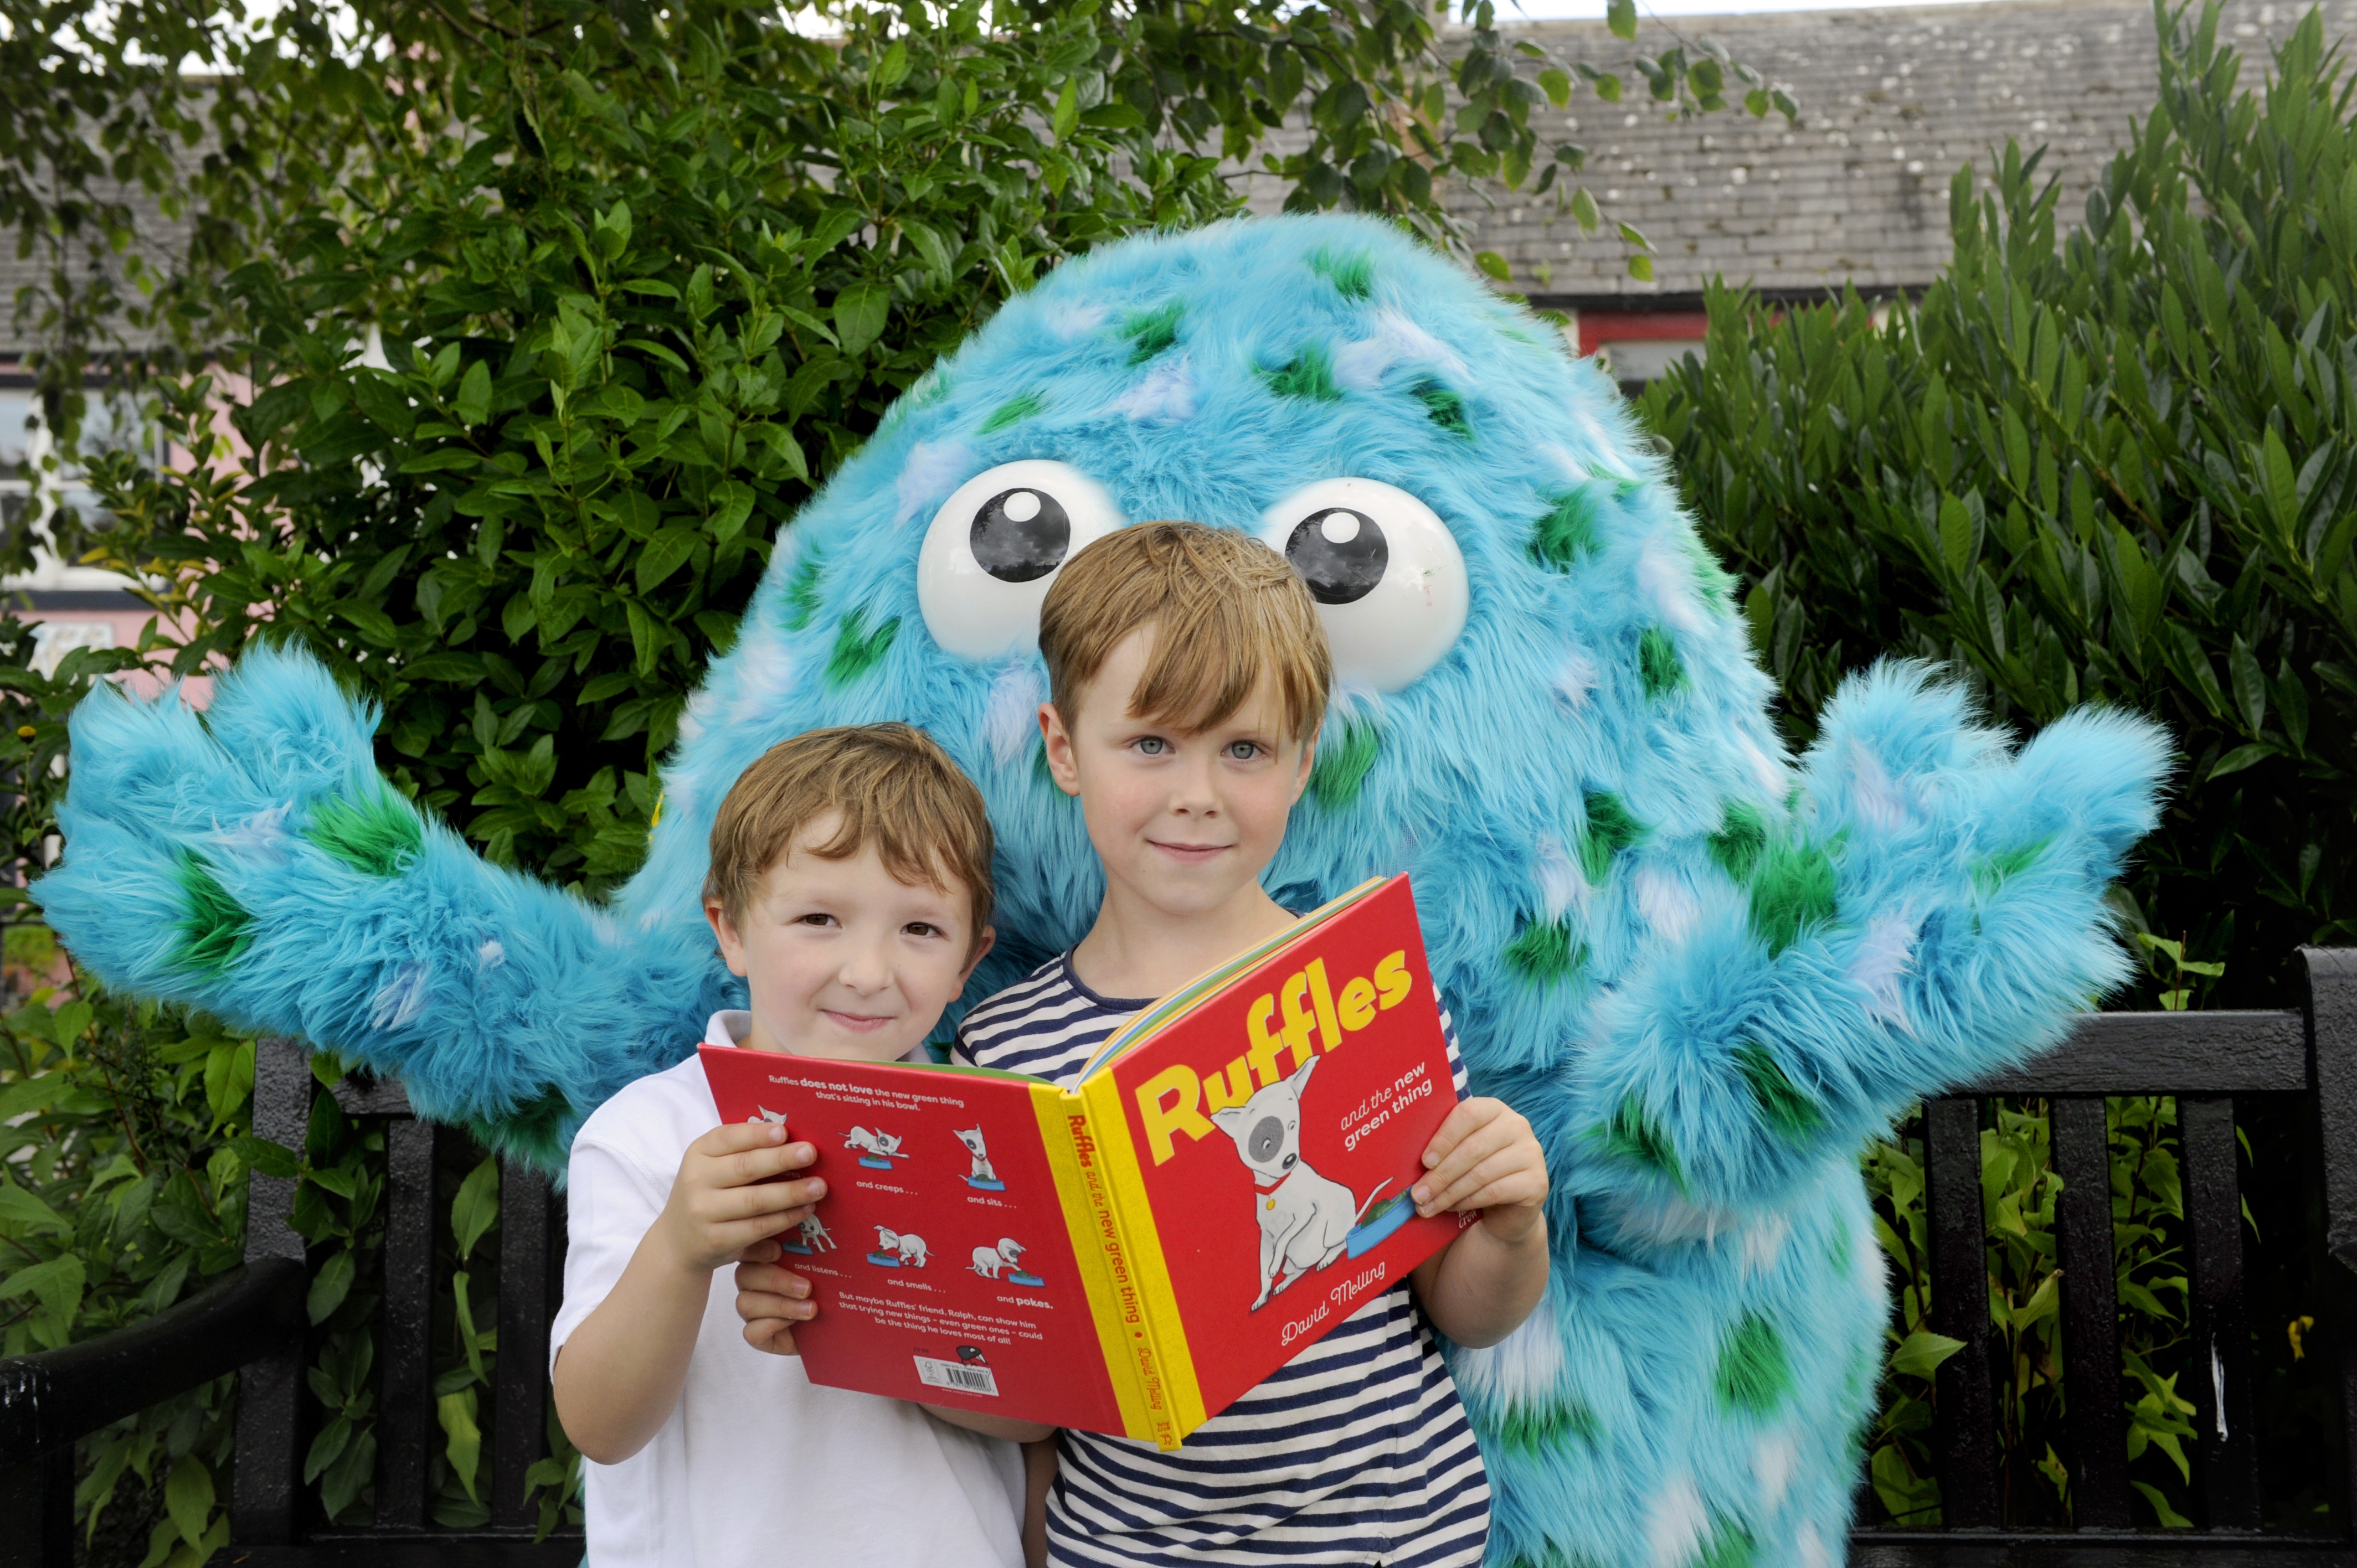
<box><xmin>1644</xmin><ymin>1</ymin><xmax>2357</xmax><ymax>1007</ymax></box>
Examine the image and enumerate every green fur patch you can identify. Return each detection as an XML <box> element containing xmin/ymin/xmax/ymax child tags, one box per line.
<box><xmin>782</xmin><ymin>547</ymin><xmax>825</xmax><ymax>632</ymax></box>
<box><xmin>1677</xmin><ymin>528</ymin><xmax>1739</xmax><ymax>611</ymax></box>
<box><xmin>307</xmin><ymin>785</ymin><xmax>425</xmax><ymax>879</ymax></box>
<box><xmin>1590</xmin><ymin>1095</ymin><xmax>1685</xmax><ymax>1192</ymax></box>
<box><xmin>1638</xmin><ymin>626</ymin><xmax>1686</xmax><ymax>698</ymax></box>
<box><xmin>1707</xmin><ymin>800</ymin><xmax>1768</xmax><ymax>883</ymax></box>
<box><xmin>1972</xmin><ymin>833</ymin><xmax>2055</xmax><ymax>896</ymax></box>
<box><xmin>1748</xmin><ymin>840</ymin><xmax>1837</xmax><ymax>956</ymax></box>
<box><xmin>1309</xmin><ymin>246</ymin><xmax>1376</xmax><ymax>300</ymax></box>
<box><xmin>1828</xmin><ymin>1214</ymin><xmax>1854</xmax><ymax>1276</ymax></box>
<box><xmin>1735</xmin><ymin>1041</ymin><xmax>1823</xmax><ymax>1137</ymax></box>
<box><xmin>1308</xmin><ymin>715</ymin><xmax>1381</xmax><ymax>810</ymax></box>
<box><xmin>1693</xmin><ymin>1520</ymin><xmax>1758</xmax><ymax>1568</ymax></box>
<box><xmin>173</xmin><ymin>852</ymin><xmax>254</xmax><ymax>979</ymax></box>
<box><xmin>980</xmin><ymin>389</ymin><xmax>1046</xmax><ymax>433</ymax></box>
<box><xmin>467</xmin><ymin>1083</ymin><xmax>575</xmax><ymax>1170</ymax></box>
<box><xmin>1504</xmin><ymin>917</ymin><xmax>1588</xmax><ymax>986</ymax></box>
<box><xmin>1715</xmin><ymin>1311</ymin><xmax>1793</xmax><ymax>1415</ymax></box>
<box><xmin>1577</xmin><ymin>790</ymin><xmax>1646</xmax><ymax>884</ymax></box>
<box><xmin>1262</xmin><ymin>344</ymin><xmax>1342</xmax><ymax>403</ymax></box>
<box><xmin>1491</xmin><ymin>1397</ymin><xmax>1599</xmax><ymax>1456</ymax></box>
<box><xmin>1529</xmin><ymin>490</ymin><xmax>1599</xmax><ymax>571</ymax></box>
<box><xmin>824</xmin><ymin>608</ymin><xmax>899</xmax><ymax>689</ymax></box>
<box><xmin>1412</xmin><ymin>380</ymin><xmax>1472</xmax><ymax>438</ymax></box>
<box><xmin>1120</xmin><ymin>300</ymin><xmax>1185</xmax><ymax>364</ymax></box>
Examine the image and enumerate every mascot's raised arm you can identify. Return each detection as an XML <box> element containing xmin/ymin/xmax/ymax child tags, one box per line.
<box><xmin>37</xmin><ymin>214</ymin><xmax>2168</xmax><ymax>1568</ymax></box>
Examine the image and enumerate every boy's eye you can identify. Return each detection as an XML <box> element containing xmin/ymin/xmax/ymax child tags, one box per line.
<box><xmin>1135</xmin><ymin>736</ymin><xmax>1169</xmax><ymax>756</ymax></box>
<box><xmin>797</xmin><ymin>912</ymin><xmax>836</xmax><ymax>928</ymax></box>
<box><xmin>904</xmin><ymin>922</ymin><xmax>944</xmax><ymax>939</ymax></box>
<box><xmin>1227</xmin><ymin>741</ymin><xmax>1262</xmax><ymax>761</ymax></box>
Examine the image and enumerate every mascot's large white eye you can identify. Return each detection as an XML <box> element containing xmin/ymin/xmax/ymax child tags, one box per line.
<box><xmin>1257</xmin><ymin>478</ymin><xmax>1469</xmax><ymax>691</ymax></box>
<box><xmin>918</xmin><ymin>460</ymin><xmax>1125</xmax><ymax>659</ymax></box>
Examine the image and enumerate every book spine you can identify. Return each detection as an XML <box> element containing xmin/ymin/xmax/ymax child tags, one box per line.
<box><xmin>1029</xmin><ymin>1084</ymin><xmax>1167</xmax><ymax>1446</ymax></box>
<box><xmin>1077</xmin><ymin>1072</ymin><xmax>1207</xmax><ymax>1447</ymax></box>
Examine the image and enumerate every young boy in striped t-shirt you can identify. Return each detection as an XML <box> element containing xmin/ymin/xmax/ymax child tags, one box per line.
<box><xmin>925</xmin><ymin>522</ymin><xmax>1548</xmax><ymax>1566</ymax></box>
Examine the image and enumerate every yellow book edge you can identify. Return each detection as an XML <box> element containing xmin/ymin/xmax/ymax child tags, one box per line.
<box><xmin>1075</xmin><ymin>875</ymin><xmax>1392</xmax><ymax>1079</ymax></box>
<box><xmin>1030</xmin><ymin>1083</ymin><xmax>1183</xmax><ymax>1449</ymax></box>
<box><xmin>1080</xmin><ymin>1070</ymin><xmax>1206</xmax><ymax>1442</ymax></box>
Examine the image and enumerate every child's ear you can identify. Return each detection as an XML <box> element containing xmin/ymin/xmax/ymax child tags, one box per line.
<box><xmin>962</xmin><ymin>925</ymin><xmax>997</xmax><ymax>981</ymax></box>
<box><xmin>1037</xmin><ymin>702</ymin><xmax>1082</xmax><ymax>797</ymax></box>
<box><xmin>1289</xmin><ymin>723</ymin><xmax>1320</xmax><ymax>805</ymax></box>
<box><xmin>705</xmin><ymin>899</ymin><xmax>751</xmax><ymax>978</ymax></box>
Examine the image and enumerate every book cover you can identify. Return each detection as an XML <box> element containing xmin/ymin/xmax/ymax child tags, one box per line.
<box><xmin>699</xmin><ymin>873</ymin><xmax>1468</xmax><ymax>1448</ymax></box>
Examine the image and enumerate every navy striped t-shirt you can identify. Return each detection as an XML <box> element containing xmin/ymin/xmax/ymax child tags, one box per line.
<box><xmin>955</xmin><ymin>953</ymin><xmax>1491</xmax><ymax>1567</ymax></box>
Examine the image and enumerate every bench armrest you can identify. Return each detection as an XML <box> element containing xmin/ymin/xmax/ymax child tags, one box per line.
<box><xmin>0</xmin><ymin>1257</ymin><xmax>306</xmax><ymax>1465</ymax></box>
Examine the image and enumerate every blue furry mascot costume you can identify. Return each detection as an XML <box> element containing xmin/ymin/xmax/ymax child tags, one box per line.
<box><xmin>39</xmin><ymin>215</ymin><xmax>2167</xmax><ymax>1567</ymax></box>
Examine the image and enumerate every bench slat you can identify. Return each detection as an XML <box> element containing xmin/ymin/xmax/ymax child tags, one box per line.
<box><xmin>377</xmin><ymin>1120</ymin><xmax>440</xmax><ymax>1529</ymax></box>
<box><xmin>493</xmin><ymin>1164</ymin><xmax>554</xmax><ymax>1529</ymax></box>
<box><xmin>2051</xmin><ymin>1096</ymin><xmax>2130</xmax><ymax>1528</ymax></box>
<box><xmin>1925</xmin><ymin>1095</ymin><xmax>2002</xmax><ymax>1526</ymax></box>
<box><xmin>2181</xmin><ymin>1094</ymin><xmax>2262</xmax><ymax>1529</ymax></box>
<box><xmin>1967</xmin><ymin>1011</ymin><xmax>2308</xmax><ymax>1096</ymax></box>
<box><xmin>234</xmin><ymin>1039</ymin><xmax>313</xmax><ymax>1547</ymax></box>
<box><xmin>2300</xmin><ymin>948</ymin><xmax>2357</xmax><ymax>1546</ymax></box>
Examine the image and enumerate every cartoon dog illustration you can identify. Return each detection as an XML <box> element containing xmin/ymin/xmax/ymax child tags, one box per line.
<box><xmin>750</xmin><ymin>1106</ymin><xmax>788</xmax><ymax>1128</ymax></box>
<box><xmin>953</xmin><ymin>1126</ymin><xmax>997</xmax><ymax>1184</ymax></box>
<box><xmin>845</xmin><ymin>1126</ymin><xmax>906</xmax><ymax>1159</ymax></box>
<box><xmin>798</xmin><ymin>1214</ymin><xmax>835</xmax><ymax>1252</ymax></box>
<box><xmin>968</xmin><ymin>1237</ymin><xmax>1025</xmax><ymax>1278</ymax></box>
<box><xmin>872</xmin><ymin>1226</ymin><xmax>930</xmax><ymax>1266</ymax></box>
<box><xmin>1209</xmin><ymin>1056</ymin><xmax>1392</xmax><ymax>1312</ymax></box>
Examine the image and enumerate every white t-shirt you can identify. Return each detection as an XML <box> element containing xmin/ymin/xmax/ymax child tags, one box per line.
<box><xmin>550</xmin><ymin>1011</ymin><xmax>1026</xmax><ymax>1568</ymax></box>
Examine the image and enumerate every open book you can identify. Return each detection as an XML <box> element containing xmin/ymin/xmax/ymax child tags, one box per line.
<box><xmin>698</xmin><ymin>873</ymin><xmax>1469</xmax><ymax>1450</ymax></box>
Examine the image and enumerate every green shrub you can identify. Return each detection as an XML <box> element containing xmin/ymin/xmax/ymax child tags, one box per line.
<box><xmin>1641</xmin><ymin>0</ymin><xmax>2357</xmax><ymax>1008</ymax></box>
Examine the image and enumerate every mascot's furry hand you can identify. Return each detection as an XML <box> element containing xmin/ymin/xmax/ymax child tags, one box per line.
<box><xmin>38</xmin><ymin>215</ymin><xmax>2167</xmax><ymax>1568</ymax></box>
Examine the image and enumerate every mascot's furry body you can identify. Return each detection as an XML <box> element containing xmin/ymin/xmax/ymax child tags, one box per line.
<box><xmin>39</xmin><ymin>216</ymin><xmax>2167</xmax><ymax>1567</ymax></box>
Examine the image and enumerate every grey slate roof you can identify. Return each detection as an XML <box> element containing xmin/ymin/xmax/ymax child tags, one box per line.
<box><xmin>1252</xmin><ymin>0</ymin><xmax>2346</xmax><ymax>306</ymax></box>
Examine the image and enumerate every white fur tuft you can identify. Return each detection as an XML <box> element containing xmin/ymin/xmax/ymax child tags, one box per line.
<box><xmin>1332</xmin><ymin>308</ymin><xmax>1469</xmax><ymax>392</ymax></box>
<box><xmin>1741</xmin><ymin>1213</ymin><xmax>1792</xmax><ymax>1279</ymax></box>
<box><xmin>370</xmin><ymin>963</ymin><xmax>430</xmax><ymax>1032</ymax></box>
<box><xmin>1553</xmin><ymin>647</ymin><xmax>1601</xmax><ymax>711</ymax></box>
<box><xmin>895</xmin><ymin>441</ymin><xmax>973</xmax><ymax>524</ymax></box>
<box><xmin>1738</xmin><ymin>734</ymin><xmax>1790</xmax><ymax>802</ymax></box>
<box><xmin>1638</xmin><ymin>535</ymin><xmax>1708</xmax><ymax>635</ymax></box>
<box><xmin>477</xmin><ymin>938</ymin><xmax>505</xmax><ymax>968</ymax></box>
<box><xmin>1753</xmin><ymin>1429</ymin><xmax>1799</xmax><ymax>1511</ymax></box>
<box><xmin>1536</xmin><ymin>835</ymin><xmax>1587</xmax><ymax>921</ymax></box>
<box><xmin>1797</xmin><ymin>1520</ymin><xmax>1834</xmax><ymax>1568</ymax></box>
<box><xmin>1645</xmin><ymin>1476</ymin><xmax>1710</xmax><ymax>1568</ymax></box>
<box><xmin>1633</xmin><ymin>865</ymin><xmax>1700</xmax><ymax>946</ymax></box>
<box><xmin>1847</xmin><ymin>742</ymin><xmax>1910</xmax><ymax>832</ymax></box>
<box><xmin>1849</xmin><ymin>909</ymin><xmax>1918</xmax><ymax>1032</ymax></box>
<box><xmin>985</xmin><ymin>662</ymin><xmax>1049</xmax><ymax>767</ymax></box>
<box><xmin>1110</xmin><ymin>355</ymin><xmax>1198</xmax><ymax>424</ymax></box>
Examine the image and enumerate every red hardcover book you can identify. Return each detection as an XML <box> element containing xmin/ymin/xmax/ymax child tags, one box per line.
<box><xmin>698</xmin><ymin>873</ymin><xmax>1470</xmax><ymax>1449</ymax></box>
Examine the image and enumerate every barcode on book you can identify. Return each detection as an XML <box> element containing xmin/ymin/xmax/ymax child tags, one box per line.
<box><xmin>914</xmin><ymin>1356</ymin><xmax>999</xmax><ymax>1396</ymax></box>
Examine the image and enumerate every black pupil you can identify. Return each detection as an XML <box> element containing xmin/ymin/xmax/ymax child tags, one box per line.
<box><xmin>1285</xmin><ymin>509</ymin><xmax>1388</xmax><ymax>605</ymax></box>
<box><xmin>971</xmin><ymin>488</ymin><xmax>1071</xmax><ymax>582</ymax></box>
<box><xmin>1248</xmin><ymin>1117</ymin><xmax>1284</xmax><ymax>1162</ymax></box>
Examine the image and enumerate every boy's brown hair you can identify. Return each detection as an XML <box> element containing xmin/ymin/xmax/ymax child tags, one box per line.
<box><xmin>702</xmin><ymin>724</ymin><xmax>994</xmax><ymax>946</ymax></box>
<box><xmin>1037</xmin><ymin>522</ymin><xmax>1331</xmax><ymax>740</ymax></box>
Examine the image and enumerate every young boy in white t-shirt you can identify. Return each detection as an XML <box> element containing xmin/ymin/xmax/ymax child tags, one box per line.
<box><xmin>549</xmin><ymin>724</ymin><xmax>1048</xmax><ymax>1568</ymax></box>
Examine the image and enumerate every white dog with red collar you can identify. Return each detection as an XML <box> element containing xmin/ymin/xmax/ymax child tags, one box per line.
<box><xmin>1209</xmin><ymin>1055</ymin><xmax>1393</xmax><ymax>1312</ymax></box>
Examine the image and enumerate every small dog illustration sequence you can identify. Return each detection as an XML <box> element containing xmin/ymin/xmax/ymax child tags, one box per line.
<box><xmin>797</xmin><ymin>1214</ymin><xmax>835</xmax><ymax>1252</ymax></box>
<box><xmin>871</xmin><ymin>1226</ymin><xmax>930</xmax><ymax>1266</ymax></box>
<box><xmin>1209</xmin><ymin>1056</ymin><xmax>1393</xmax><ymax>1312</ymax></box>
<box><xmin>953</xmin><ymin>1127</ymin><xmax>999</xmax><ymax>1185</ymax></box>
<box><xmin>845</xmin><ymin>1126</ymin><xmax>907</xmax><ymax>1160</ymax></box>
<box><xmin>750</xmin><ymin>1106</ymin><xmax>788</xmax><ymax>1129</ymax></box>
<box><xmin>968</xmin><ymin>1237</ymin><xmax>1026</xmax><ymax>1278</ymax></box>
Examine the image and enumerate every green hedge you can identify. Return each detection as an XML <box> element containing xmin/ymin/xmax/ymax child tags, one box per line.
<box><xmin>1642</xmin><ymin>0</ymin><xmax>2357</xmax><ymax>1009</ymax></box>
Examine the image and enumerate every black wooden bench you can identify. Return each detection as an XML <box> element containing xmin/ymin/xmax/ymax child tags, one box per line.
<box><xmin>5</xmin><ymin>951</ymin><xmax>2355</xmax><ymax>1567</ymax></box>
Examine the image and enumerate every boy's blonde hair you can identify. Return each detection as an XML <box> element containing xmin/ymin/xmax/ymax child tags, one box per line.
<box><xmin>703</xmin><ymin>724</ymin><xmax>994</xmax><ymax>945</ymax></box>
<box><xmin>1038</xmin><ymin>523</ymin><xmax>1331</xmax><ymax>741</ymax></box>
